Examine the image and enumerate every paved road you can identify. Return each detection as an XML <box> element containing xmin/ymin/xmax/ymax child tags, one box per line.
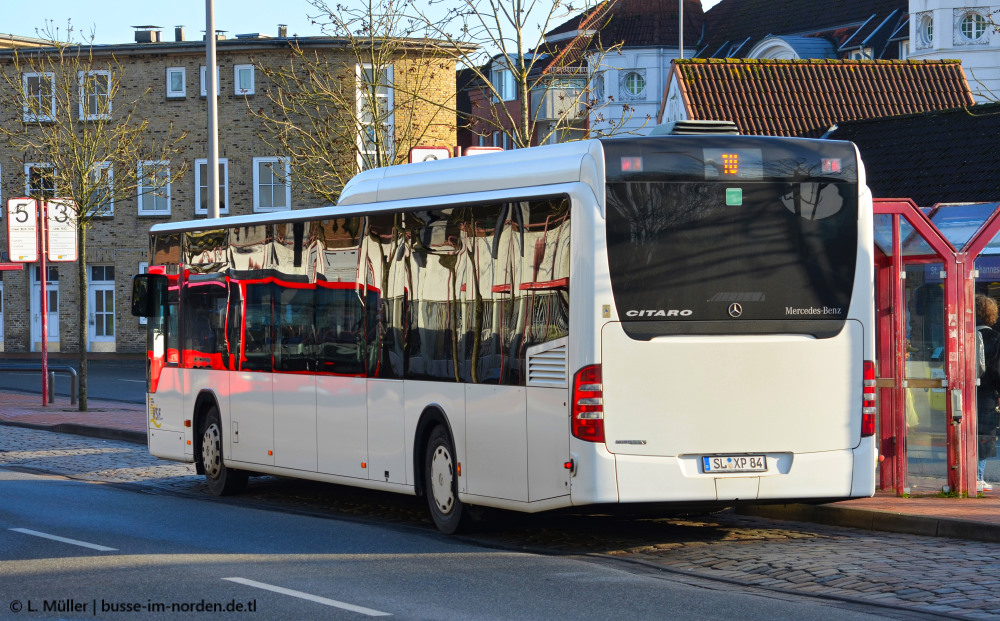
<box><xmin>2</xmin><ymin>426</ymin><xmax>999</xmax><ymax>619</ymax></box>
<box><xmin>1</xmin><ymin>462</ymin><xmax>893</xmax><ymax>620</ymax></box>
<box><xmin>0</xmin><ymin>359</ymin><xmax>145</xmax><ymax>404</ymax></box>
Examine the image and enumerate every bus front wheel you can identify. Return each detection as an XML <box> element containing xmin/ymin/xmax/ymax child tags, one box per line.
<box><xmin>200</xmin><ymin>406</ymin><xmax>248</xmax><ymax>496</ymax></box>
<box><xmin>424</xmin><ymin>425</ymin><xmax>467</xmax><ymax>534</ymax></box>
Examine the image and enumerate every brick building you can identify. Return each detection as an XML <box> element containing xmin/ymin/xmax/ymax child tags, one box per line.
<box><xmin>0</xmin><ymin>28</ymin><xmax>459</xmax><ymax>354</ymax></box>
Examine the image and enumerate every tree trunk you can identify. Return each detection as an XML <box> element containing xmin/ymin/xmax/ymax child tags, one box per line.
<box><xmin>77</xmin><ymin>222</ymin><xmax>88</xmax><ymax>411</ymax></box>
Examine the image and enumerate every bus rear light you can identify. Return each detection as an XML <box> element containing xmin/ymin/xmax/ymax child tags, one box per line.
<box><xmin>572</xmin><ymin>365</ymin><xmax>605</xmax><ymax>443</ymax></box>
<box><xmin>862</xmin><ymin>360</ymin><xmax>876</xmax><ymax>437</ymax></box>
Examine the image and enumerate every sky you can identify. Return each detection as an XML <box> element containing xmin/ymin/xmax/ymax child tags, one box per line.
<box><xmin>5</xmin><ymin>0</ymin><xmax>725</xmax><ymax>46</ymax></box>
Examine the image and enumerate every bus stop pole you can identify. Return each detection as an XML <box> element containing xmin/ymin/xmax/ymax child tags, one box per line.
<box><xmin>39</xmin><ymin>200</ymin><xmax>48</xmax><ymax>406</ymax></box>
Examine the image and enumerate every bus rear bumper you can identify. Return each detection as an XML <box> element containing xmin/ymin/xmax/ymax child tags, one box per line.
<box><xmin>572</xmin><ymin>442</ymin><xmax>876</xmax><ymax>505</ymax></box>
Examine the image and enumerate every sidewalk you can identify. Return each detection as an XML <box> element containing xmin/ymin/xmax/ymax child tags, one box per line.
<box><xmin>2</xmin><ymin>389</ymin><xmax>999</xmax><ymax>543</ymax></box>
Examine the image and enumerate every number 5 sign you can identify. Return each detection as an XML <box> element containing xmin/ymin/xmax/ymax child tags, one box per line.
<box><xmin>6</xmin><ymin>198</ymin><xmax>38</xmax><ymax>262</ymax></box>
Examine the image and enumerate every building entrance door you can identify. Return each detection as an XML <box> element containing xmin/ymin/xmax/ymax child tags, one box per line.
<box><xmin>30</xmin><ymin>265</ymin><xmax>59</xmax><ymax>352</ymax></box>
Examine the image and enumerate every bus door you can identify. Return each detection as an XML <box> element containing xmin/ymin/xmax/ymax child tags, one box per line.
<box><xmin>874</xmin><ymin>202</ymin><xmax>961</xmax><ymax>496</ymax></box>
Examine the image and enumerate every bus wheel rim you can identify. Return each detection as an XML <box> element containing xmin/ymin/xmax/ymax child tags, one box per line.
<box><xmin>430</xmin><ymin>445</ymin><xmax>454</xmax><ymax>514</ymax></box>
<box><xmin>203</xmin><ymin>424</ymin><xmax>222</xmax><ymax>479</ymax></box>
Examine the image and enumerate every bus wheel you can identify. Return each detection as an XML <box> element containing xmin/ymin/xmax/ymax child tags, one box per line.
<box><xmin>200</xmin><ymin>406</ymin><xmax>248</xmax><ymax>496</ymax></box>
<box><xmin>425</xmin><ymin>425</ymin><xmax>466</xmax><ymax>534</ymax></box>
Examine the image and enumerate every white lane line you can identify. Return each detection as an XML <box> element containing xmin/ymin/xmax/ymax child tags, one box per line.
<box><xmin>10</xmin><ymin>528</ymin><xmax>117</xmax><ymax>552</ymax></box>
<box><xmin>223</xmin><ymin>577</ymin><xmax>391</xmax><ymax>617</ymax></box>
<box><xmin>119</xmin><ymin>379</ymin><xmax>146</xmax><ymax>383</ymax></box>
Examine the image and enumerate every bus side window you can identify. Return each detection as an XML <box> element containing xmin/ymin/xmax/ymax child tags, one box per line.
<box><xmin>315</xmin><ymin>286</ymin><xmax>364</xmax><ymax>374</ymax></box>
<box><xmin>242</xmin><ymin>283</ymin><xmax>274</xmax><ymax>372</ymax></box>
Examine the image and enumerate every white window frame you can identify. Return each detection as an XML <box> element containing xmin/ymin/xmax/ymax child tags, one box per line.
<box><xmin>78</xmin><ymin>70</ymin><xmax>111</xmax><ymax>120</ymax></box>
<box><xmin>137</xmin><ymin>160</ymin><xmax>171</xmax><ymax>216</ymax></box>
<box><xmin>89</xmin><ymin>162</ymin><xmax>114</xmax><ymax>217</ymax></box>
<box><xmin>200</xmin><ymin>65</ymin><xmax>221</xmax><ymax>97</ymax></box>
<box><xmin>25</xmin><ymin>162</ymin><xmax>56</xmax><ymax>198</ymax></box>
<box><xmin>252</xmin><ymin>156</ymin><xmax>291</xmax><ymax>213</ymax></box>
<box><xmin>491</xmin><ymin>67</ymin><xmax>515</xmax><ymax>102</ymax></box>
<box><xmin>166</xmin><ymin>67</ymin><xmax>186</xmax><ymax>98</ymax></box>
<box><xmin>194</xmin><ymin>158</ymin><xmax>229</xmax><ymax>215</ymax></box>
<box><xmin>959</xmin><ymin>10</ymin><xmax>988</xmax><ymax>43</ymax></box>
<box><xmin>357</xmin><ymin>63</ymin><xmax>394</xmax><ymax>170</ymax></box>
<box><xmin>137</xmin><ymin>262</ymin><xmax>148</xmax><ymax>325</ymax></box>
<box><xmin>234</xmin><ymin>64</ymin><xmax>255</xmax><ymax>95</ymax></box>
<box><xmin>23</xmin><ymin>72</ymin><xmax>55</xmax><ymax>122</ymax></box>
<box><xmin>622</xmin><ymin>70</ymin><xmax>647</xmax><ymax>99</ymax></box>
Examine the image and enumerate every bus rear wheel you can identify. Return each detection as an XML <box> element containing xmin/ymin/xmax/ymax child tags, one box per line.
<box><xmin>200</xmin><ymin>406</ymin><xmax>248</xmax><ymax>496</ymax></box>
<box><xmin>424</xmin><ymin>425</ymin><xmax>467</xmax><ymax>534</ymax></box>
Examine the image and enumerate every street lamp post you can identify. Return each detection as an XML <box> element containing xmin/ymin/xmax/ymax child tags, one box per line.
<box><xmin>206</xmin><ymin>0</ymin><xmax>220</xmax><ymax>220</ymax></box>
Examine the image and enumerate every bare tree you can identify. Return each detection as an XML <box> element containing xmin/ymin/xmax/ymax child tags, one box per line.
<box><xmin>252</xmin><ymin>0</ymin><xmax>464</xmax><ymax>205</ymax></box>
<box><xmin>0</xmin><ymin>22</ymin><xmax>187</xmax><ymax>411</ymax></box>
<box><xmin>413</xmin><ymin>0</ymin><xmax>636</xmax><ymax>148</ymax></box>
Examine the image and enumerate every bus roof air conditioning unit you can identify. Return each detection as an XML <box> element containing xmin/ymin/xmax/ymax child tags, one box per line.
<box><xmin>649</xmin><ymin>120</ymin><xmax>740</xmax><ymax>135</ymax></box>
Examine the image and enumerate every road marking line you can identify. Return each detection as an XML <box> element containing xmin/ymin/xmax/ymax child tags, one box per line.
<box><xmin>119</xmin><ymin>379</ymin><xmax>146</xmax><ymax>383</ymax></box>
<box><xmin>10</xmin><ymin>528</ymin><xmax>117</xmax><ymax>552</ymax></box>
<box><xmin>223</xmin><ymin>577</ymin><xmax>391</xmax><ymax>617</ymax></box>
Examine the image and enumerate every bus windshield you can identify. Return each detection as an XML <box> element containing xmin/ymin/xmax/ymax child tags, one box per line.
<box><xmin>602</xmin><ymin>137</ymin><xmax>859</xmax><ymax>338</ymax></box>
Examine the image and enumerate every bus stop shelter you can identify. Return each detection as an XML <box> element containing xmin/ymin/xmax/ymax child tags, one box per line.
<box><xmin>874</xmin><ymin>198</ymin><xmax>1000</xmax><ymax>497</ymax></box>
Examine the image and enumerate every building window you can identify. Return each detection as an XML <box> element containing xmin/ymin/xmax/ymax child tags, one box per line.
<box><xmin>590</xmin><ymin>71</ymin><xmax>605</xmax><ymax>102</ymax></box>
<box><xmin>200</xmin><ymin>65</ymin><xmax>220</xmax><ymax>97</ymax></box>
<box><xmin>253</xmin><ymin>156</ymin><xmax>291</xmax><ymax>212</ymax></box>
<box><xmin>959</xmin><ymin>11</ymin><xmax>988</xmax><ymax>42</ymax></box>
<box><xmin>491</xmin><ymin>131</ymin><xmax>511</xmax><ymax>150</ymax></box>
<box><xmin>138</xmin><ymin>161</ymin><xmax>171</xmax><ymax>215</ymax></box>
<box><xmin>194</xmin><ymin>158</ymin><xmax>229</xmax><ymax>215</ymax></box>
<box><xmin>491</xmin><ymin>67</ymin><xmax>515</xmax><ymax>102</ymax></box>
<box><xmin>166</xmin><ymin>67</ymin><xmax>185</xmax><ymax>98</ymax></box>
<box><xmin>899</xmin><ymin>40</ymin><xmax>910</xmax><ymax>60</ymax></box>
<box><xmin>234</xmin><ymin>64</ymin><xmax>254</xmax><ymax>95</ymax></box>
<box><xmin>917</xmin><ymin>13</ymin><xmax>934</xmax><ymax>48</ymax></box>
<box><xmin>622</xmin><ymin>70</ymin><xmax>646</xmax><ymax>99</ymax></box>
<box><xmin>89</xmin><ymin>162</ymin><xmax>114</xmax><ymax>217</ymax></box>
<box><xmin>23</xmin><ymin>72</ymin><xmax>55</xmax><ymax>122</ymax></box>
<box><xmin>79</xmin><ymin>70</ymin><xmax>111</xmax><ymax>120</ymax></box>
<box><xmin>357</xmin><ymin>64</ymin><xmax>394</xmax><ymax>170</ymax></box>
<box><xmin>25</xmin><ymin>163</ymin><xmax>56</xmax><ymax>199</ymax></box>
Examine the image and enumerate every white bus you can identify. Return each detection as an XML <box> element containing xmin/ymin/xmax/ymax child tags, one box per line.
<box><xmin>131</xmin><ymin>135</ymin><xmax>877</xmax><ymax>533</ymax></box>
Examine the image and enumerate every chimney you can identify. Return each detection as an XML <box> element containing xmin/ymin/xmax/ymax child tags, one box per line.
<box><xmin>175</xmin><ymin>26</ymin><xmax>185</xmax><ymax>42</ymax></box>
<box><xmin>132</xmin><ymin>25</ymin><xmax>163</xmax><ymax>44</ymax></box>
<box><xmin>278</xmin><ymin>24</ymin><xmax>288</xmax><ymax>38</ymax></box>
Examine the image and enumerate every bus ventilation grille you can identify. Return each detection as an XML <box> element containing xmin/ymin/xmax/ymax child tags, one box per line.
<box><xmin>527</xmin><ymin>341</ymin><xmax>568</xmax><ymax>388</ymax></box>
<box><xmin>649</xmin><ymin>120</ymin><xmax>740</xmax><ymax>135</ymax></box>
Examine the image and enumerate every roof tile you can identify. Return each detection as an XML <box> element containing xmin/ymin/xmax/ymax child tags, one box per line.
<box><xmin>670</xmin><ymin>58</ymin><xmax>975</xmax><ymax>138</ymax></box>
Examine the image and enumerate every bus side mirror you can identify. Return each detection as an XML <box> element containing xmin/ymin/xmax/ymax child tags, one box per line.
<box><xmin>131</xmin><ymin>273</ymin><xmax>168</xmax><ymax>318</ymax></box>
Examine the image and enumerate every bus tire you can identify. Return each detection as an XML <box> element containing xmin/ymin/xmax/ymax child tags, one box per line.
<box><xmin>424</xmin><ymin>425</ymin><xmax>466</xmax><ymax>534</ymax></box>
<box><xmin>200</xmin><ymin>406</ymin><xmax>248</xmax><ymax>496</ymax></box>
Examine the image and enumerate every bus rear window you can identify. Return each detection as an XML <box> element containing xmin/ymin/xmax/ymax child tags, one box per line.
<box><xmin>605</xmin><ymin>180</ymin><xmax>858</xmax><ymax>337</ymax></box>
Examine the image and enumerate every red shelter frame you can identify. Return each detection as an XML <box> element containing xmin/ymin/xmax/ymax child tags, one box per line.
<box><xmin>874</xmin><ymin>198</ymin><xmax>1000</xmax><ymax>497</ymax></box>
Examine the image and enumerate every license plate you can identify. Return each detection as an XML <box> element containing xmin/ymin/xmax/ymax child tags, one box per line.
<box><xmin>702</xmin><ymin>455</ymin><xmax>767</xmax><ymax>473</ymax></box>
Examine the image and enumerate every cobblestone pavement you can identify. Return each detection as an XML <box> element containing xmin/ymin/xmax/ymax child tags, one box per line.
<box><xmin>3</xmin><ymin>426</ymin><xmax>1000</xmax><ymax>619</ymax></box>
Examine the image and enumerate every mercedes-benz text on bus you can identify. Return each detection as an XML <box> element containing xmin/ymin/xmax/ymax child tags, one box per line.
<box><xmin>131</xmin><ymin>135</ymin><xmax>877</xmax><ymax>533</ymax></box>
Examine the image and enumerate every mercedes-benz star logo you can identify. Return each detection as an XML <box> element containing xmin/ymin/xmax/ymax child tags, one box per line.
<box><xmin>728</xmin><ymin>303</ymin><xmax>743</xmax><ymax>318</ymax></box>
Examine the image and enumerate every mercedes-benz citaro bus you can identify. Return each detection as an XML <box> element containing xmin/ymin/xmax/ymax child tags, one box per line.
<box><xmin>131</xmin><ymin>134</ymin><xmax>876</xmax><ymax>534</ymax></box>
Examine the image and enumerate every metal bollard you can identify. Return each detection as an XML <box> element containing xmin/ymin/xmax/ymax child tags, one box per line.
<box><xmin>48</xmin><ymin>371</ymin><xmax>55</xmax><ymax>403</ymax></box>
